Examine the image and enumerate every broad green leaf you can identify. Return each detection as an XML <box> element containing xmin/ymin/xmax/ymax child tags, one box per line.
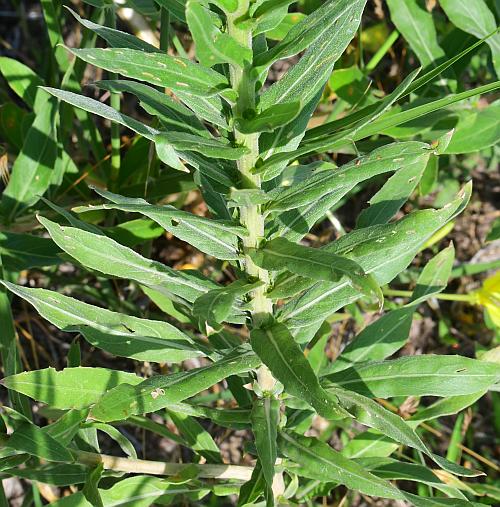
<box><xmin>168</xmin><ymin>410</ymin><xmax>222</xmax><ymax>463</ymax></box>
<box><xmin>0</xmin><ymin>56</ymin><xmax>43</xmax><ymax>109</ymax></box>
<box><xmin>187</xmin><ymin>1</ymin><xmax>252</xmax><ymax>68</ymax></box>
<box><xmin>266</xmin><ymin>141</ymin><xmax>430</xmax><ymax>212</ymax></box>
<box><xmin>74</xmin><ymin>188</ymin><xmax>245</xmax><ymax>260</ymax></box>
<box><xmin>0</xmin><ymin>94</ymin><xmax>57</xmax><ymax>221</ymax></box>
<box><xmin>0</xmin><ymin>232</ymin><xmax>60</xmax><ymax>271</ymax></box>
<box><xmin>410</xmin><ymin>392</ymin><xmax>486</xmax><ymax>423</ymax></box>
<box><xmin>328</xmin><ymin>386</ymin><xmax>481</xmax><ymax>477</ymax></box>
<box><xmin>251</xmin><ymin>396</ymin><xmax>280</xmax><ymax>488</ymax></box>
<box><xmin>278</xmin><ymin>431</ymin><xmax>403</xmax><ymax>500</ymax></box>
<box><xmin>2</xmin><ymin>422</ymin><xmax>73</xmax><ymax>462</ymax></box>
<box><xmin>444</xmin><ymin>102</ymin><xmax>500</xmax><ymax>154</ymax></box>
<box><xmin>90</xmin><ymin>346</ymin><xmax>260</xmax><ymax>421</ymax></box>
<box><xmin>1</xmin><ymin>367</ymin><xmax>142</xmax><ymax>409</ymax></box>
<box><xmin>43</xmin><ymin>87</ymin><xmax>159</xmax><ymax>140</ymax></box>
<box><xmin>260</xmin><ymin>0</ymin><xmax>366</xmax><ymax>109</ymax></box>
<box><xmin>440</xmin><ymin>0</ymin><xmax>500</xmax><ymax>76</ymax></box>
<box><xmin>250</xmin><ymin>322</ymin><xmax>350</xmax><ymax>419</ymax></box>
<box><xmin>357</xmin><ymin>155</ymin><xmax>429</xmax><ymax>227</ymax></box>
<box><xmin>235</xmin><ymin>102</ymin><xmax>301</xmax><ymax>133</ymax></box>
<box><xmin>266</xmin><ymin>12</ymin><xmax>306</xmax><ymax>40</ymax></box>
<box><xmin>386</xmin><ymin>0</ymin><xmax>447</xmax><ymax>70</ymax></box>
<box><xmin>2</xmin><ymin>281</ymin><xmax>202</xmax><ymax>363</ymax></box>
<box><xmin>67</xmin><ymin>8</ymin><xmax>159</xmax><ymax>52</ymax></box>
<box><xmin>249</xmin><ymin>238</ymin><xmax>382</xmax><ymax>305</ymax></box>
<box><xmin>166</xmin><ymin>402</ymin><xmax>251</xmax><ymax>429</ymax></box>
<box><xmin>155</xmin><ymin>131</ymin><xmax>250</xmax><ymax>160</ymax></box>
<box><xmin>323</xmin><ymin>355</ymin><xmax>500</xmax><ymax>398</ymax></box>
<box><xmin>37</xmin><ymin>216</ymin><xmax>219</xmax><ymax>304</ymax></box>
<box><xmin>255</xmin><ymin>0</ymin><xmax>362</xmax><ymax>67</ymax></box>
<box><xmin>67</xmin><ymin>47</ymin><xmax>230</xmax><ymax>97</ymax></box>
<box><xmin>276</xmin><ymin>183</ymin><xmax>471</xmax><ymax>329</ymax></box>
<box><xmin>94</xmin><ymin>80</ymin><xmax>210</xmax><ymax>138</ymax></box>
<box><xmin>238</xmin><ymin>463</ymin><xmax>267</xmax><ymax>507</ymax></box>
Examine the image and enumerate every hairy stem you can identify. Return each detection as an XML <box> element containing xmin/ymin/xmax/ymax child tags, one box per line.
<box><xmin>73</xmin><ymin>450</ymin><xmax>253</xmax><ymax>481</ymax></box>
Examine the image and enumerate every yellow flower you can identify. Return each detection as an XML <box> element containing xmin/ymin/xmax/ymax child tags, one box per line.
<box><xmin>471</xmin><ymin>271</ymin><xmax>500</xmax><ymax>327</ymax></box>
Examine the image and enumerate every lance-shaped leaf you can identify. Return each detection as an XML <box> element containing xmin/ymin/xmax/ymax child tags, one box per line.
<box><xmin>67</xmin><ymin>7</ymin><xmax>159</xmax><ymax>52</ymax></box>
<box><xmin>67</xmin><ymin>47</ymin><xmax>230</xmax><ymax>97</ymax></box>
<box><xmin>0</xmin><ymin>56</ymin><xmax>43</xmax><ymax>110</ymax></box>
<box><xmin>323</xmin><ymin>355</ymin><xmax>500</xmax><ymax>398</ymax></box>
<box><xmin>327</xmin><ymin>386</ymin><xmax>483</xmax><ymax>478</ymax></box>
<box><xmin>94</xmin><ymin>80</ymin><xmax>210</xmax><ymax>138</ymax></box>
<box><xmin>277</xmin><ymin>184</ymin><xmax>471</xmax><ymax>329</ymax></box>
<box><xmin>187</xmin><ymin>1</ymin><xmax>252</xmax><ymax>68</ymax></box>
<box><xmin>259</xmin><ymin>0</ymin><xmax>366</xmax><ymax>110</ymax></box>
<box><xmin>90</xmin><ymin>346</ymin><xmax>260</xmax><ymax>422</ymax></box>
<box><xmin>2</xmin><ymin>281</ymin><xmax>203</xmax><ymax>363</ymax></box>
<box><xmin>43</xmin><ymin>87</ymin><xmax>159</xmax><ymax>140</ymax></box>
<box><xmin>278</xmin><ymin>431</ymin><xmax>403</xmax><ymax>500</ymax></box>
<box><xmin>255</xmin><ymin>0</ymin><xmax>362</xmax><ymax>68</ymax></box>
<box><xmin>249</xmin><ymin>238</ymin><xmax>382</xmax><ymax>306</ymax></box>
<box><xmin>235</xmin><ymin>102</ymin><xmax>301</xmax><ymax>134</ymax></box>
<box><xmin>2</xmin><ymin>422</ymin><xmax>73</xmax><ymax>463</ymax></box>
<box><xmin>43</xmin><ymin>408</ymin><xmax>89</xmax><ymax>447</ymax></box>
<box><xmin>251</xmin><ymin>396</ymin><xmax>280</xmax><ymax>488</ymax></box>
<box><xmin>37</xmin><ymin>216</ymin><xmax>220</xmax><ymax>304</ymax></box>
<box><xmin>250</xmin><ymin>322</ymin><xmax>350</xmax><ymax>419</ymax></box>
<box><xmin>266</xmin><ymin>142</ymin><xmax>430</xmax><ymax>212</ymax></box>
<box><xmin>154</xmin><ymin>0</ymin><xmax>187</xmax><ymax>22</ymax></box>
<box><xmin>155</xmin><ymin>132</ymin><xmax>249</xmax><ymax>160</ymax></box>
<box><xmin>74</xmin><ymin>189</ymin><xmax>245</xmax><ymax>261</ymax></box>
<box><xmin>11</xmin><ymin>464</ymin><xmax>88</xmax><ymax>487</ymax></box>
<box><xmin>1</xmin><ymin>367</ymin><xmax>142</xmax><ymax>409</ymax></box>
<box><xmin>167</xmin><ymin>402</ymin><xmax>251</xmax><ymax>429</ymax></box>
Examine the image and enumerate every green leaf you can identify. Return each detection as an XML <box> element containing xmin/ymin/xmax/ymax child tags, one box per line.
<box><xmin>43</xmin><ymin>408</ymin><xmax>89</xmax><ymax>447</ymax></box>
<box><xmin>235</xmin><ymin>102</ymin><xmax>301</xmax><ymax>133</ymax></box>
<box><xmin>164</xmin><ymin>402</ymin><xmax>251</xmax><ymax>429</ymax></box>
<box><xmin>2</xmin><ymin>280</ymin><xmax>202</xmax><ymax>363</ymax></box>
<box><xmin>255</xmin><ymin>0</ymin><xmax>360</xmax><ymax>66</ymax></box>
<box><xmin>266</xmin><ymin>141</ymin><xmax>430</xmax><ymax>212</ymax></box>
<box><xmin>327</xmin><ymin>386</ymin><xmax>482</xmax><ymax>477</ymax></box>
<box><xmin>0</xmin><ymin>94</ymin><xmax>58</xmax><ymax>221</ymax></box>
<box><xmin>43</xmin><ymin>87</ymin><xmax>158</xmax><ymax>140</ymax></box>
<box><xmin>276</xmin><ymin>183</ymin><xmax>471</xmax><ymax>329</ymax></box>
<box><xmin>3</xmin><ymin>422</ymin><xmax>73</xmax><ymax>462</ymax></box>
<box><xmin>67</xmin><ymin>47</ymin><xmax>230</xmax><ymax>97</ymax></box>
<box><xmin>0</xmin><ymin>57</ymin><xmax>43</xmax><ymax>110</ymax></box>
<box><xmin>1</xmin><ymin>367</ymin><xmax>142</xmax><ymax>409</ymax></box>
<box><xmin>0</xmin><ymin>232</ymin><xmax>61</xmax><ymax>271</ymax></box>
<box><xmin>67</xmin><ymin>7</ymin><xmax>159</xmax><ymax>52</ymax></box>
<box><xmin>155</xmin><ymin>131</ymin><xmax>250</xmax><ymax>160</ymax></box>
<box><xmin>154</xmin><ymin>0</ymin><xmax>187</xmax><ymax>23</ymax></box>
<box><xmin>440</xmin><ymin>0</ymin><xmax>500</xmax><ymax>76</ymax></box>
<box><xmin>278</xmin><ymin>431</ymin><xmax>403</xmax><ymax>500</ymax></box>
<box><xmin>443</xmin><ymin>102</ymin><xmax>500</xmax><ymax>154</ymax></box>
<box><xmin>357</xmin><ymin>154</ymin><xmax>429</xmax><ymax>227</ymax></box>
<box><xmin>187</xmin><ymin>1</ymin><xmax>252</xmax><ymax>68</ymax></box>
<box><xmin>94</xmin><ymin>80</ymin><xmax>211</xmax><ymax>138</ymax></box>
<box><xmin>386</xmin><ymin>0</ymin><xmax>447</xmax><ymax>70</ymax></box>
<box><xmin>82</xmin><ymin>463</ymin><xmax>104</xmax><ymax>507</ymax></box>
<box><xmin>168</xmin><ymin>410</ymin><xmax>222</xmax><ymax>463</ymax></box>
<box><xmin>251</xmin><ymin>396</ymin><xmax>280</xmax><ymax>488</ymax></box>
<box><xmin>259</xmin><ymin>0</ymin><xmax>366</xmax><ymax>110</ymax></box>
<box><xmin>10</xmin><ymin>464</ymin><xmax>87</xmax><ymax>487</ymax></box>
<box><xmin>250</xmin><ymin>321</ymin><xmax>350</xmax><ymax>419</ymax></box>
<box><xmin>249</xmin><ymin>238</ymin><xmax>382</xmax><ymax>305</ymax></box>
<box><xmin>90</xmin><ymin>346</ymin><xmax>260</xmax><ymax>421</ymax></box>
<box><xmin>74</xmin><ymin>189</ymin><xmax>244</xmax><ymax>261</ymax></box>
<box><xmin>37</xmin><ymin>215</ymin><xmax>218</xmax><ymax>304</ymax></box>
<box><xmin>323</xmin><ymin>355</ymin><xmax>500</xmax><ymax>398</ymax></box>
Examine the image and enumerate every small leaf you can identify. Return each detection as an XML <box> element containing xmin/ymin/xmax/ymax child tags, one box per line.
<box><xmin>235</xmin><ymin>102</ymin><xmax>301</xmax><ymax>133</ymax></box>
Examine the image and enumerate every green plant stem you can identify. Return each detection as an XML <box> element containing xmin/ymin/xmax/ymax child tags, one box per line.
<box><xmin>106</xmin><ymin>6</ymin><xmax>121</xmax><ymax>187</ymax></box>
<box><xmin>160</xmin><ymin>8</ymin><xmax>170</xmax><ymax>52</ymax></box>
<box><xmin>446</xmin><ymin>412</ymin><xmax>465</xmax><ymax>463</ymax></box>
<box><xmin>383</xmin><ymin>288</ymin><xmax>475</xmax><ymax>303</ymax></box>
<box><xmin>366</xmin><ymin>30</ymin><xmax>399</xmax><ymax>71</ymax></box>
<box><xmin>73</xmin><ymin>450</ymin><xmax>253</xmax><ymax>480</ymax></box>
